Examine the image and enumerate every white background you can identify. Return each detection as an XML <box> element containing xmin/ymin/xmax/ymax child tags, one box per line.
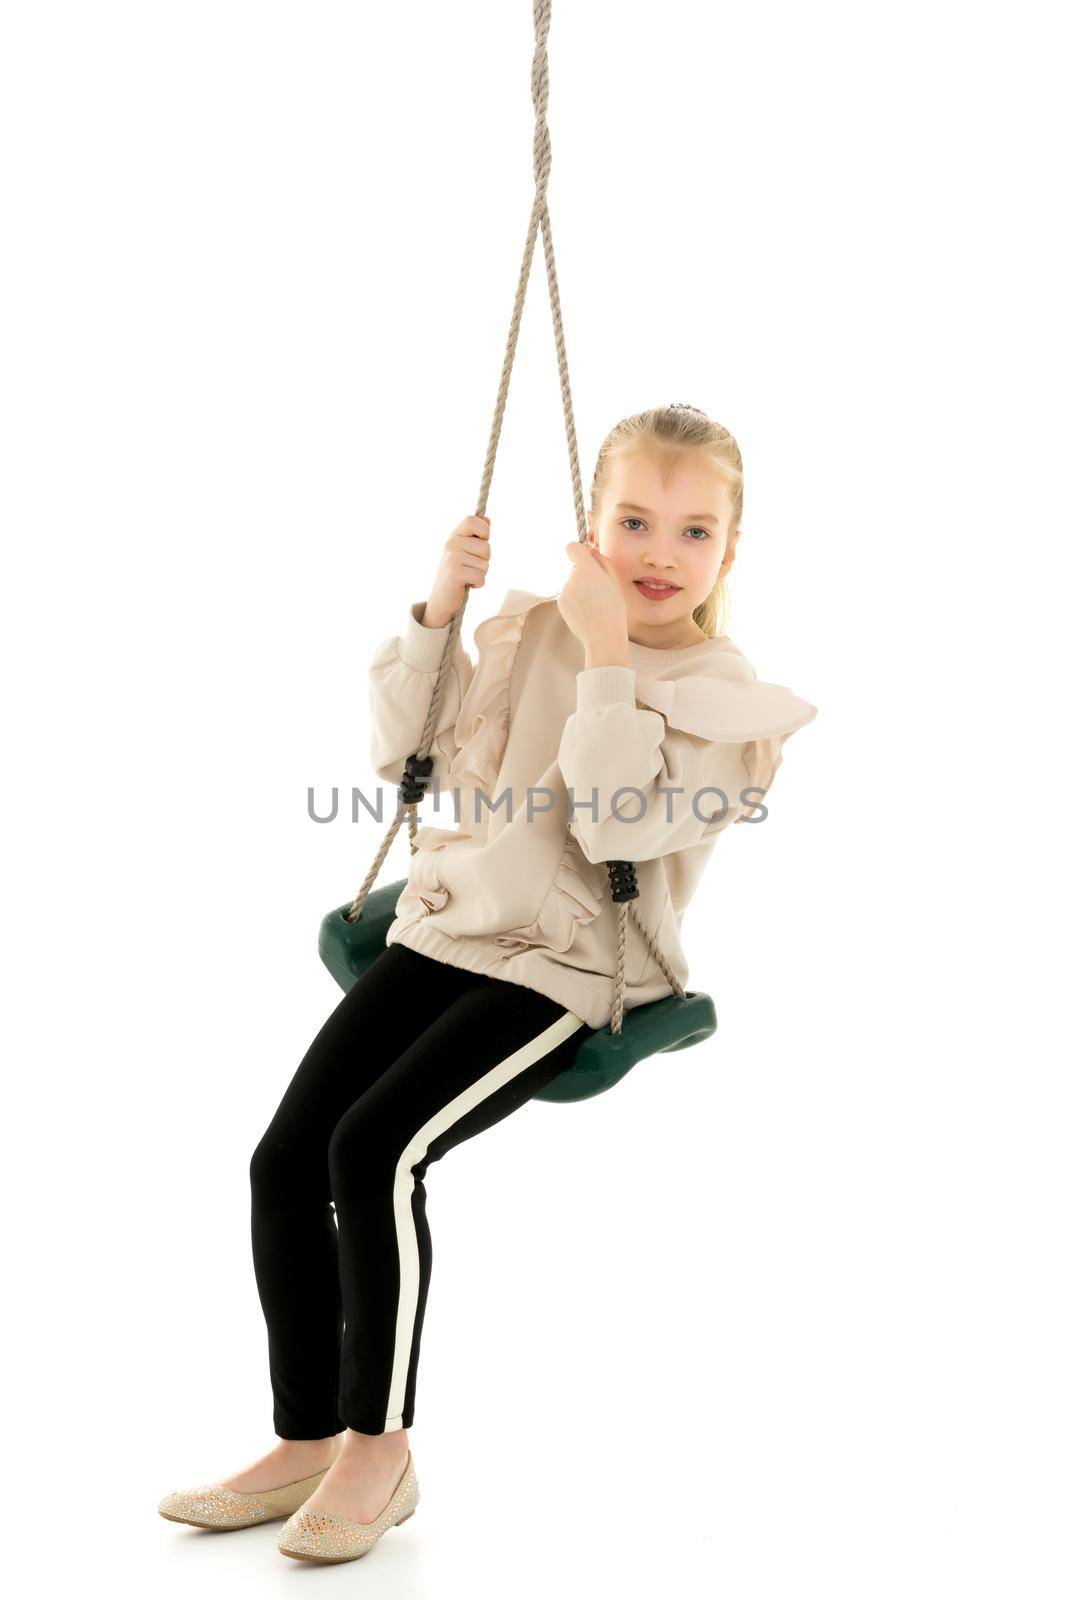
<box><xmin>3</xmin><ymin>2</ymin><xmax>1064</xmax><ymax>1595</ymax></box>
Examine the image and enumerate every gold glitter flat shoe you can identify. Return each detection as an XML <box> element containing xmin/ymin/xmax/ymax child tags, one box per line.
<box><xmin>276</xmin><ymin>1450</ymin><xmax>420</xmax><ymax>1563</ymax></box>
<box><xmin>158</xmin><ymin>1463</ymin><xmax>333</xmax><ymax>1530</ymax></box>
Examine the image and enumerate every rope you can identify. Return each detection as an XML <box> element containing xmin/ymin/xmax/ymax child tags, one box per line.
<box><xmin>345</xmin><ymin>0</ymin><xmax>686</xmax><ymax>1031</ymax></box>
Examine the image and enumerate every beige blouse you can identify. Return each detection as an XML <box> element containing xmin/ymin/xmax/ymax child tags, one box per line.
<box><xmin>367</xmin><ymin>588</ymin><xmax>818</xmax><ymax>1032</ymax></box>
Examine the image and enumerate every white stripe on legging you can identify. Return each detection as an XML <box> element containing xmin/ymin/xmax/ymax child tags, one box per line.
<box><xmin>383</xmin><ymin>1008</ymin><xmax>587</xmax><ymax>1429</ymax></box>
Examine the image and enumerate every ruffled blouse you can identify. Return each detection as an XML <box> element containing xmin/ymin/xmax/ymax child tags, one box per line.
<box><xmin>366</xmin><ymin>588</ymin><xmax>817</xmax><ymax>1032</ymax></box>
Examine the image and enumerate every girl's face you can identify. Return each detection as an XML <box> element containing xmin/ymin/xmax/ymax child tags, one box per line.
<box><xmin>588</xmin><ymin>447</ymin><xmax>737</xmax><ymax>644</ymax></box>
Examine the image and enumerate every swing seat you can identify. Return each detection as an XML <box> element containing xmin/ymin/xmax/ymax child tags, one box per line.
<box><xmin>318</xmin><ymin>884</ymin><xmax>717</xmax><ymax>1104</ymax></box>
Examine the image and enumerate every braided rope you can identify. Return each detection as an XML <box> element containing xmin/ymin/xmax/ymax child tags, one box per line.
<box><xmin>345</xmin><ymin>0</ymin><xmax>685</xmax><ymax>1031</ymax></box>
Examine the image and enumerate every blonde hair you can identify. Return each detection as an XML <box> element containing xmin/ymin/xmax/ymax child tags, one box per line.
<box><xmin>588</xmin><ymin>406</ymin><xmax>744</xmax><ymax>637</ymax></box>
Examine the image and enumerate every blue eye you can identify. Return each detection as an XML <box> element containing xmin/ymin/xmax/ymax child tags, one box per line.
<box><xmin>621</xmin><ymin>517</ymin><xmax>710</xmax><ymax>540</ymax></box>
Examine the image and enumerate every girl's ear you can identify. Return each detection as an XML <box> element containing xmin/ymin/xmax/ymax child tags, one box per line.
<box><xmin>720</xmin><ymin>526</ymin><xmax>741</xmax><ymax>574</ymax></box>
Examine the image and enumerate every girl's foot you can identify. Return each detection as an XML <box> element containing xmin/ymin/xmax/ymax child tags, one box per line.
<box><xmin>218</xmin><ymin>1434</ymin><xmax>344</xmax><ymax>1493</ymax></box>
<box><xmin>301</xmin><ymin>1428</ymin><xmax>411</xmax><ymax>1525</ymax></box>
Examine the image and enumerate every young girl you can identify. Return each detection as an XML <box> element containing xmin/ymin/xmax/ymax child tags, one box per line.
<box><xmin>158</xmin><ymin>405</ymin><xmax>817</xmax><ymax>1563</ymax></box>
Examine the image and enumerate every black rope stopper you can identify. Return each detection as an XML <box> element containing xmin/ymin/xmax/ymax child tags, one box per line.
<box><xmin>399</xmin><ymin>753</ymin><xmax>435</xmax><ymax>805</ymax></box>
<box><xmin>606</xmin><ymin>860</ymin><xmax>639</xmax><ymax>903</ymax></box>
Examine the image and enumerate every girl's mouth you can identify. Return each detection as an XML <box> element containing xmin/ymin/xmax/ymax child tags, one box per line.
<box><xmin>634</xmin><ymin>579</ymin><xmax>681</xmax><ymax>601</ymax></box>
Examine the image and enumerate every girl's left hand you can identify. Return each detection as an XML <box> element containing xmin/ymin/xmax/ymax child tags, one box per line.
<box><xmin>558</xmin><ymin>540</ymin><xmax>630</xmax><ymax>650</ymax></box>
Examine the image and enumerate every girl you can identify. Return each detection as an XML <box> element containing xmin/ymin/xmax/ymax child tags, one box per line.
<box><xmin>158</xmin><ymin>405</ymin><xmax>817</xmax><ymax>1564</ymax></box>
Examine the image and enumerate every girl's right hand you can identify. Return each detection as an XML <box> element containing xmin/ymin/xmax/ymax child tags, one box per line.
<box><xmin>422</xmin><ymin>515</ymin><xmax>492</xmax><ymax>628</ymax></box>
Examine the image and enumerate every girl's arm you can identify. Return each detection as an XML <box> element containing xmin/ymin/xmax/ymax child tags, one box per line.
<box><xmin>367</xmin><ymin>601</ymin><xmax>474</xmax><ymax>789</ymax></box>
<box><xmin>368</xmin><ymin>514</ymin><xmax>491</xmax><ymax>790</ymax></box>
<box><xmin>558</xmin><ymin>664</ymin><xmax>817</xmax><ymax>863</ymax></box>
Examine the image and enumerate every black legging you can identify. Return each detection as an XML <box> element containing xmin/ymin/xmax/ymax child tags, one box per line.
<box><xmin>249</xmin><ymin>942</ymin><xmax>593</xmax><ymax>1437</ymax></box>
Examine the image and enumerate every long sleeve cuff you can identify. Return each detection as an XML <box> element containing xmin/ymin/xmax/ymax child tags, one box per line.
<box><xmin>397</xmin><ymin>600</ymin><xmax>453</xmax><ymax>672</ymax></box>
<box><xmin>575</xmin><ymin>665</ymin><xmax>638</xmax><ymax>713</ymax></box>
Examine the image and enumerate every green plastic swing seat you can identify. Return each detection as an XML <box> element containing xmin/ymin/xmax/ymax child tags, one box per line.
<box><xmin>318</xmin><ymin>882</ymin><xmax>717</xmax><ymax>1104</ymax></box>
